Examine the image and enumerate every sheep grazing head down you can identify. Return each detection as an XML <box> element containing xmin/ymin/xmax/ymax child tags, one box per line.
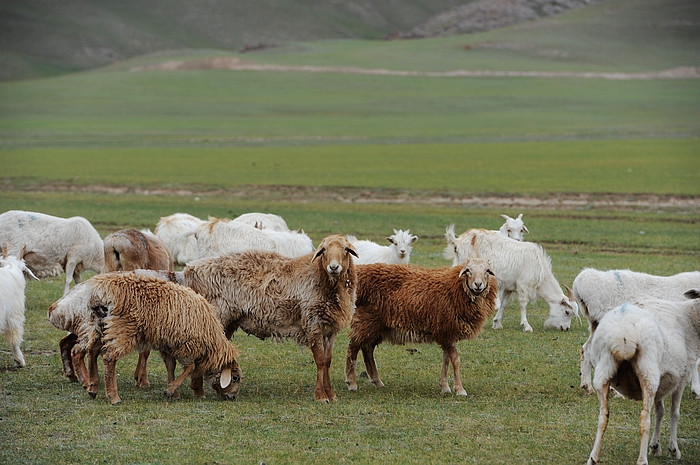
<box><xmin>210</xmin><ymin>362</ymin><xmax>242</xmax><ymax>401</ymax></box>
<box><xmin>387</xmin><ymin>229</ymin><xmax>418</xmax><ymax>260</ymax></box>
<box><xmin>312</xmin><ymin>234</ymin><xmax>358</xmax><ymax>280</ymax></box>
<box><xmin>459</xmin><ymin>257</ymin><xmax>496</xmax><ymax>296</ymax></box>
<box><xmin>543</xmin><ymin>286</ymin><xmax>579</xmax><ymax>331</ymax></box>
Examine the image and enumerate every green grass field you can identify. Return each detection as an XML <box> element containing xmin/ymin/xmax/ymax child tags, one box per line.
<box><xmin>1</xmin><ymin>0</ymin><xmax>699</xmax><ymax>463</ymax></box>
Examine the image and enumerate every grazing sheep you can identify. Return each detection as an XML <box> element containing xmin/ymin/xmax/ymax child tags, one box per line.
<box><xmin>103</xmin><ymin>228</ymin><xmax>174</xmax><ymax>273</ymax></box>
<box><xmin>345</xmin><ymin>258</ymin><xmax>497</xmax><ymax>396</ymax></box>
<box><xmin>0</xmin><ymin>245</ymin><xmax>38</xmax><ymax>367</ymax></box>
<box><xmin>184</xmin><ymin>234</ymin><xmax>358</xmax><ymax>403</ymax></box>
<box><xmin>0</xmin><ymin>210</ymin><xmax>104</xmax><ymax>295</ymax></box>
<box><xmin>572</xmin><ymin>268</ymin><xmax>700</xmax><ymax>394</ymax></box>
<box><xmin>586</xmin><ymin>290</ymin><xmax>700</xmax><ymax>465</ymax></box>
<box><xmin>193</xmin><ymin>217</ymin><xmax>313</xmax><ymax>260</ymax></box>
<box><xmin>154</xmin><ymin>213</ymin><xmax>205</xmax><ymax>266</ymax></box>
<box><xmin>444</xmin><ymin>226</ymin><xmax>577</xmax><ymax>332</ymax></box>
<box><xmin>76</xmin><ymin>273</ymin><xmax>241</xmax><ymax>404</ymax></box>
<box><xmin>347</xmin><ymin>229</ymin><xmax>418</xmax><ymax>264</ymax></box>
<box><xmin>232</xmin><ymin>212</ymin><xmax>290</xmax><ymax>232</ymax></box>
<box><xmin>48</xmin><ymin>269</ymin><xmax>183</xmax><ymax>396</ymax></box>
<box><xmin>499</xmin><ymin>213</ymin><xmax>529</xmax><ymax>241</ymax></box>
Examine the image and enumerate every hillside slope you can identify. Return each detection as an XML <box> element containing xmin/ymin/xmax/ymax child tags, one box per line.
<box><xmin>1</xmin><ymin>0</ymin><xmax>598</xmax><ymax>81</ymax></box>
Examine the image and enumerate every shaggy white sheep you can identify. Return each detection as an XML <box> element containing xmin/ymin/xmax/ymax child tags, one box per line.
<box><xmin>0</xmin><ymin>245</ymin><xmax>38</xmax><ymax>367</ymax></box>
<box><xmin>347</xmin><ymin>229</ymin><xmax>418</xmax><ymax>265</ymax></box>
<box><xmin>444</xmin><ymin>226</ymin><xmax>577</xmax><ymax>331</ymax></box>
<box><xmin>587</xmin><ymin>290</ymin><xmax>700</xmax><ymax>465</ymax></box>
<box><xmin>232</xmin><ymin>212</ymin><xmax>290</xmax><ymax>232</ymax></box>
<box><xmin>0</xmin><ymin>210</ymin><xmax>104</xmax><ymax>295</ymax></box>
<box><xmin>154</xmin><ymin>213</ymin><xmax>205</xmax><ymax>266</ymax></box>
<box><xmin>572</xmin><ymin>268</ymin><xmax>700</xmax><ymax>394</ymax></box>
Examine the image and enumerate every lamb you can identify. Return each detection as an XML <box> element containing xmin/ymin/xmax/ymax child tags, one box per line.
<box><xmin>498</xmin><ymin>213</ymin><xmax>529</xmax><ymax>241</ymax></box>
<box><xmin>71</xmin><ymin>273</ymin><xmax>241</xmax><ymax>404</ymax></box>
<box><xmin>0</xmin><ymin>210</ymin><xmax>104</xmax><ymax>295</ymax></box>
<box><xmin>572</xmin><ymin>268</ymin><xmax>700</xmax><ymax>395</ymax></box>
<box><xmin>347</xmin><ymin>229</ymin><xmax>418</xmax><ymax>264</ymax></box>
<box><xmin>345</xmin><ymin>258</ymin><xmax>497</xmax><ymax>396</ymax></box>
<box><xmin>586</xmin><ymin>290</ymin><xmax>700</xmax><ymax>465</ymax></box>
<box><xmin>183</xmin><ymin>234</ymin><xmax>358</xmax><ymax>403</ymax></box>
<box><xmin>48</xmin><ymin>269</ymin><xmax>183</xmax><ymax>396</ymax></box>
<box><xmin>232</xmin><ymin>212</ymin><xmax>290</xmax><ymax>232</ymax></box>
<box><xmin>192</xmin><ymin>217</ymin><xmax>314</xmax><ymax>260</ymax></box>
<box><xmin>154</xmin><ymin>213</ymin><xmax>205</xmax><ymax>266</ymax></box>
<box><xmin>0</xmin><ymin>245</ymin><xmax>39</xmax><ymax>367</ymax></box>
<box><xmin>103</xmin><ymin>228</ymin><xmax>174</xmax><ymax>273</ymax></box>
<box><xmin>443</xmin><ymin>226</ymin><xmax>577</xmax><ymax>332</ymax></box>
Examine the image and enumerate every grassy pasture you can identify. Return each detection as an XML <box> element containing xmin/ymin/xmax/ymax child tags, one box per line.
<box><xmin>1</xmin><ymin>1</ymin><xmax>699</xmax><ymax>462</ymax></box>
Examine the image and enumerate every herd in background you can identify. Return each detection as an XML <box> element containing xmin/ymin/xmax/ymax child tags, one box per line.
<box><xmin>0</xmin><ymin>208</ymin><xmax>699</xmax><ymax>464</ymax></box>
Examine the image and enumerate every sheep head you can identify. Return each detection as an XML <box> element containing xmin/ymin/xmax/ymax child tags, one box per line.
<box><xmin>499</xmin><ymin>213</ymin><xmax>529</xmax><ymax>241</ymax></box>
<box><xmin>386</xmin><ymin>229</ymin><xmax>418</xmax><ymax>261</ymax></box>
<box><xmin>312</xmin><ymin>234</ymin><xmax>358</xmax><ymax>280</ymax></box>
<box><xmin>211</xmin><ymin>361</ymin><xmax>242</xmax><ymax>401</ymax></box>
<box><xmin>458</xmin><ymin>257</ymin><xmax>495</xmax><ymax>296</ymax></box>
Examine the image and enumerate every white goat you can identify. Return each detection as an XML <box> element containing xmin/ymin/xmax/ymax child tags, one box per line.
<box><xmin>154</xmin><ymin>213</ymin><xmax>205</xmax><ymax>266</ymax></box>
<box><xmin>0</xmin><ymin>245</ymin><xmax>38</xmax><ymax>367</ymax></box>
<box><xmin>0</xmin><ymin>210</ymin><xmax>104</xmax><ymax>295</ymax></box>
<box><xmin>232</xmin><ymin>212</ymin><xmax>290</xmax><ymax>232</ymax></box>
<box><xmin>347</xmin><ymin>229</ymin><xmax>418</xmax><ymax>265</ymax></box>
<box><xmin>193</xmin><ymin>217</ymin><xmax>313</xmax><ymax>260</ymax></box>
<box><xmin>443</xmin><ymin>226</ymin><xmax>577</xmax><ymax>332</ymax></box>
<box><xmin>587</xmin><ymin>290</ymin><xmax>700</xmax><ymax>465</ymax></box>
<box><xmin>499</xmin><ymin>213</ymin><xmax>529</xmax><ymax>241</ymax></box>
<box><xmin>572</xmin><ymin>268</ymin><xmax>700</xmax><ymax>395</ymax></box>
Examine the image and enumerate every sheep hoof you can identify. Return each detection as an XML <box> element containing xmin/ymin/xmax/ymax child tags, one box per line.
<box><xmin>66</xmin><ymin>373</ymin><xmax>79</xmax><ymax>383</ymax></box>
<box><xmin>441</xmin><ymin>387</ymin><xmax>452</xmax><ymax>395</ymax></box>
<box><xmin>455</xmin><ymin>389</ymin><xmax>467</xmax><ymax>396</ymax></box>
<box><xmin>346</xmin><ymin>382</ymin><xmax>357</xmax><ymax>391</ymax></box>
<box><xmin>521</xmin><ymin>324</ymin><xmax>533</xmax><ymax>332</ymax></box>
<box><xmin>110</xmin><ymin>398</ymin><xmax>122</xmax><ymax>405</ymax></box>
<box><xmin>492</xmin><ymin>321</ymin><xmax>503</xmax><ymax>330</ymax></box>
<box><xmin>669</xmin><ymin>446</ymin><xmax>680</xmax><ymax>459</ymax></box>
<box><xmin>586</xmin><ymin>458</ymin><xmax>597</xmax><ymax>465</ymax></box>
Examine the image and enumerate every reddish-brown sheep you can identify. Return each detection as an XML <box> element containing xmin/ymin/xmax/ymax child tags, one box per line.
<box><xmin>345</xmin><ymin>258</ymin><xmax>497</xmax><ymax>396</ymax></box>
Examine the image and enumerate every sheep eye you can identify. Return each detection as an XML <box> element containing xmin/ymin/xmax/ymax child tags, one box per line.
<box><xmin>486</xmin><ymin>269</ymin><xmax>494</xmax><ymax>276</ymax></box>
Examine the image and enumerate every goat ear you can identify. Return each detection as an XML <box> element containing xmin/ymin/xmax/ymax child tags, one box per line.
<box><xmin>346</xmin><ymin>246</ymin><xmax>359</xmax><ymax>258</ymax></box>
<box><xmin>560</xmin><ymin>297</ymin><xmax>574</xmax><ymax>309</ymax></box>
<box><xmin>220</xmin><ymin>368</ymin><xmax>232</xmax><ymax>388</ymax></box>
<box><xmin>410</xmin><ymin>235</ymin><xmax>418</xmax><ymax>243</ymax></box>
<box><xmin>684</xmin><ymin>289</ymin><xmax>700</xmax><ymax>300</ymax></box>
<box><xmin>312</xmin><ymin>247</ymin><xmax>326</xmax><ymax>262</ymax></box>
<box><xmin>458</xmin><ymin>265</ymin><xmax>469</xmax><ymax>278</ymax></box>
<box><xmin>386</xmin><ymin>236</ymin><xmax>395</xmax><ymax>245</ymax></box>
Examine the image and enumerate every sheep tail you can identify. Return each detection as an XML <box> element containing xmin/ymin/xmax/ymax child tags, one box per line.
<box><xmin>610</xmin><ymin>335</ymin><xmax>638</xmax><ymax>361</ymax></box>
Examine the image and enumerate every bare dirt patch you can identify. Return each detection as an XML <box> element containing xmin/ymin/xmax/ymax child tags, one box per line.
<box><xmin>130</xmin><ymin>57</ymin><xmax>700</xmax><ymax>80</ymax></box>
<box><xmin>9</xmin><ymin>181</ymin><xmax>699</xmax><ymax>212</ymax></box>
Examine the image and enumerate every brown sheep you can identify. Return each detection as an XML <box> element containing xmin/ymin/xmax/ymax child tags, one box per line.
<box><xmin>102</xmin><ymin>228</ymin><xmax>173</xmax><ymax>274</ymax></box>
<box><xmin>183</xmin><ymin>234</ymin><xmax>358</xmax><ymax>403</ymax></box>
<box><xmin>101</xmin><ymin>229</ymin><xmax>175</xmax><ymax>388</ymax></box>
<box><xmin>78</xmin><ymin>272</ymin><xmax>241</xmax><ymax>404</ymax></box>
<box><xmin>345</xmin><ymin>258</ymin><xmax>497</xmax><ymax>396</ymax></box>
<box><xmin>49</xmin><ymin>270</ymin><xmax>184</xmax><ymax>397</ymax></box>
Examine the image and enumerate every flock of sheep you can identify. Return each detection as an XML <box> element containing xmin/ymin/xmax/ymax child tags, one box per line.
<box><xmin>1</xmin><ymin>208</ymin><xmax>698</xmax><ymax>465</ymax></box>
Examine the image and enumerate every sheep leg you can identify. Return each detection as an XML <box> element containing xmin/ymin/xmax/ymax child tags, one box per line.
<box><xmin>587</xmin><ymin>380</ymin><xmax>610</xmax><ymax>465</ymax></box>
<box><xmin>63</xmin><ymin>257</ymin><xmax>80</xmax><ymax>296</ymax></box>
<box><xmin>160</xmin><ymin>352</ymin><xmax>184</xmax><ymax>399</ymax></box>
<box><xmin>59</xmin><ymin>333</ymin><xmax>79</xmax><ymax>382</ymax></box>
<box><xmin>439</xmin><ymin>349</ymin><xmax>452</xmax><ymax>394</ymax></box>
<box><xmin>517</xmin><ymin>292</ymin><xmax>533</xmax><ymax>332</ymax></box>
<box><xmin>8</xmin><ymin>329</ymin><xmax>25</xmax><ymax>368</ymax></box>
<box><xmin>445</xmin><ymin>343</ymin><xmax>467</xmax><ymax>396</ymax></box>
<box><xmin>649</xmin><ymin>396</ymin><xmax>664</xmax><ymax>456</ymax></box>
<box><xmin>361</xmin><ymin>344</ymin><xmax>384</xmax><ymax>388</ymax></box>
<box><xmin>636</xmin><ymin>378</ymin><xmax>654</xmax><ymax>465</ymax></box>
<box><xmin>580</xmin><ymin>334</ymin><xmax>594</xmax><ymax>394</ymax></box>
<box><xmin>133</xmin><ymin>349</ymin><xmax>150</xmax><ymax>388</ymax></box>
<box><xmin>190</xmin><ymin>374</ymin><xmax>204</xmax><ymax>399</ymax></box>
<box><xmin>102</xmin><ymin>357</ymin><xmax>121</xmax><ymax>405</ymax></box>
<box><xmin>322</xmin><ymin>335</ymin><xmax>337</xmax><ymax>401</ymax></box>
<box><xmin>345</xmin><ymin>341</ymin><xmax>361</xmax><ymax>391</ymax></box>
<box><xmin>79</xmin><ymin>345</ymin><xmax>101</xmax><ymax>398</ymax></box>
<box><xmin>492</xmin><ymin>291</ymin><xmax>510</xmax><ymax>329</ymax></box>
<box><xmin>310</xmin><ymin>341</ymin><xmax>331</xmax><ymax>403</ymax></box>
<box><xmin>164</xmin><ymin>363</ymin><xmax>194</xmax><ymax>401</ymax></box>
<box><xmin>666</xmin><ymin>386</ymin><xmax>683</xmax><ymax>459</ymax></box>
